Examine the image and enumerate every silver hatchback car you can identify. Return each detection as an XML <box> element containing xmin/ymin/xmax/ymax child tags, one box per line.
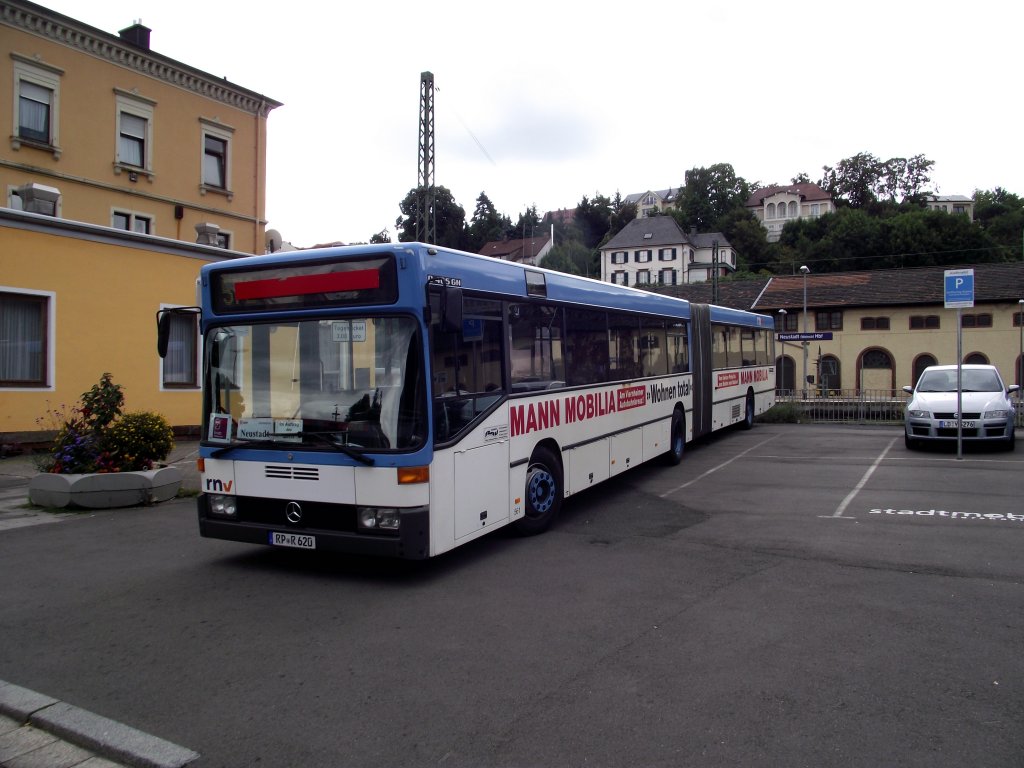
<box><xmin>904</xmin><ymin>364</ymin><xmax>1019</xmax><ymax>450</ymax></box>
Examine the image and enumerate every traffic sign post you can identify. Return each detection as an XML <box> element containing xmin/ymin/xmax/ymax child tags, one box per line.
<box><xmin>944</xmin><ymin>269</ymin><xmax>974</xmax><ymax>460</ymax></box>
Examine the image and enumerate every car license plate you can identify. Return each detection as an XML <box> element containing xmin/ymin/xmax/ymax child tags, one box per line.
<box><xmin>939</xmin><ymin>420</ymin><xmax>976</xmax><ymax>429</ymax></box>
<box><xmin>269</xmin><ymin>531</ymin><xmax>316</xmax><ymax>549</ymax></box>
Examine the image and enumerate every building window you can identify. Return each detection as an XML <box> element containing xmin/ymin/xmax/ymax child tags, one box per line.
<box><xmin>860</xmin><ymin>316</ymin><xmax>890</xmax><ymax>331</ymax></box>
<box><xmin>961</xmin><ymin>313</ymin><xmax>992</xmax><ymax>328</ymax></box>
<box><xmin>114</xmin><ymin>91</ymin><xmax>156</xmax><ymax>175</ymax></box>
<box><xmin>816</xmin><ymin>311</ymin><xmax>843</xmax><ymax>331</ymax></box>
<box><xmin>658</xmin><ymin>248</ymin><xmax>676</xmax><ymax>261</ymax></box>
<box><xmin>611</xmin><ymin>251</ymin><xmax>627</xmax><ymax>265</ymax></box>
<box><xmin>964</xmin><ymin>352</ymin><xmax>989</xmax><ymax>365</ymax></box>
<box><xmin>636</xmin><ymin>270</ymin><xmax>651</xmax><ymax>285</ymax></box>
<box><xmin>112</xmin><ymin>210</ymin><xmax>152</xmax><ymax>234</ymax></box>
<box><xmin>782</xmin><ymin>313</ymin><xmax>799</xmax><ymax>332</ymax></box>
<box><xmin>216</xmin><ymin>232</ymin><xmax>231</xmax><ymax>249</ymax></box>
<box><xmin>635</xmin><ymin>250</ymin><xmax>652</xmax><ymax>263</ymax></box>
<box><xmin>767</xmin><ymin>203</ymin><xmax>776</xmax><ymax>219</ymax></box>
<box><xmin>0</xmin><ymin>290</ymin><xmax>50</xmax><ymax>387</ymax></box>
<box><xmin>612</xmin><ymin>271</ymin><xmax>628</xmax><ymax>286</ymax></box>
<box><xmin>200</xmin><ymin>119</ymin><xmax>234</xmax><ymax>193</ymax></box>
<box><xmin>788</xmin><ymin>201</ymin><xmax>798</xmax><ymax>217</ymax></box>
<box><xmin>203</xmin><ymin>135</ymin><xmax>227</xmax><ymax>188</ymax></box>
<box><xmin>11</xmin><ymin>56</ymin><xmax>63</xmax><ymax>153</ymax></box>
<box><xmin>659</xmin><ymin>268</ymin><xmax>677</xmax><ymax>286</ymax></box>
<box><xmin>910</xmin><ymin>315</ymin><xmax>940</xmax><ymax>330</ymax></box>
<box><xmin>161</xmin><ymin>309</ymin><xmax>199</xmax><ymax>387</ymax></box>
<box><xmin>912</xmin><ymin>354</ymin><xmax>937</xmax><ymax>386</ymax></box>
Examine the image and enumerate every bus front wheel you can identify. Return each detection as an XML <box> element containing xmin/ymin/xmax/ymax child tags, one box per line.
<box><xmin>513</xmin><ymin>445</ymin><xmax>563</xmax><ymax>536</ymax></box>
<box><xmin>742</xmin><ymin>391</ymin><xmax>755</xmax><ymax>430</ymax></box>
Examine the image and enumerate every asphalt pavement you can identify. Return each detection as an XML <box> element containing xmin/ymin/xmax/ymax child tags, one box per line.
<box><xmin>0</xmin><ymin>441</ymin><xmax>201</xmax><ymax>768</ymax></box>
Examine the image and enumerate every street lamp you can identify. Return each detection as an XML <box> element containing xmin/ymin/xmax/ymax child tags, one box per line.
<box><xmin>778</xmin><ymin>309</ymin><xmax>788</xmax><ymax>393</ymax></box>
<box><xmin>1018</xmin><ymin>299</ymin><xmax>1023</xmax><ymax>413</ymax></box>
<box><xmin>800</xmin><ymin>265</ymin><xmax>810</xmax><ymax>399</ymax></box>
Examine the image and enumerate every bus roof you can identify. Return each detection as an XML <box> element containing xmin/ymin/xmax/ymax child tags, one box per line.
<box><xmin>203</xmin><ymin>242</ymin><xmax>773</xmax><ymax>329</ymax></box>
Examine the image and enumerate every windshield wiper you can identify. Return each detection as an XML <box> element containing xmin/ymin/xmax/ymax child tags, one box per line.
<box><xmin>301</xmin><ymin>432</ymin><xmax>376</xmax><ymax>465</ymax></box>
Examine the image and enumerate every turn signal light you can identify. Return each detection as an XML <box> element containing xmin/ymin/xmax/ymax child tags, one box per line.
<box><xmin>397</xmin><ymin>466</ymin><xmax>429</xmax><ymax>484</ymax></box>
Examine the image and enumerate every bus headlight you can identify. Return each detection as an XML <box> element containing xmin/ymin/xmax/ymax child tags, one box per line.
<box><xmin>208</xmin><ymin>494</ymin><xmax>238</xmax><ymax>518</ymax></box>
<box><xmin>357</xmin><ymin>507</ymin><xmax>400</xmax><ymax>531</ymax></box>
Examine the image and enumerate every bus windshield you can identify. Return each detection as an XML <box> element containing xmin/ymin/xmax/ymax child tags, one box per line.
<box><xmin>203</xmin><ymin>316</ymin><xmax>426</xmax><ymax>452</ymax></box>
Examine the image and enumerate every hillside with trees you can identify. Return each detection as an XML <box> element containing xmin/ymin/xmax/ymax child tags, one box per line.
<box><xmin>388</xmin><ymin>153</ymin><xmax>1023</xmax><ymax>278</ymax></box>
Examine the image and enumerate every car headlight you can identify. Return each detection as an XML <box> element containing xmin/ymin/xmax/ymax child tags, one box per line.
<box><xmin>208</xmin><ymin>493</ymin><xmax>238</xmax><ymax>517</ymax></box>
<box><xmin>984</xmin><ymin>410</ymin><xmax>1009</xmax><ymax>419</ymax></box>
<box><xmin>908</xmin><ymin>410</ymin><xmax>929</xmax><ymax>418</ymax></box>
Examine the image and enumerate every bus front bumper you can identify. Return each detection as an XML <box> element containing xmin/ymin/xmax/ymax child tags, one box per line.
<box><xmin>196</xmin><ymin>496</ymin><xmax>431</xmax><ymax>559</ymax></box>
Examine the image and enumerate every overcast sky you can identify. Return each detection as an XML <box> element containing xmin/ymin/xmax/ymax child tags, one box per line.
<box><xmin>43</xmin><ymin>0</ymin><xmax>1024</xmax><ymax>249</ymax></box>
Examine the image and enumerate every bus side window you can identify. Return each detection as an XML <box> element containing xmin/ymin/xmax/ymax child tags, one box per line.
<box><xmin>667</xmin><ymin>323</ymin><xmax>689</xmax><ymax>373</ymax></box>
<box><xmin>509</xmin><ymin>303</ymin><xmax>564</xmax><ymax>391</ymax></box>
<box><xmin>566</xmin><ymin>307</ymin><xmax>607</xmax><ymax>386</ymax></box>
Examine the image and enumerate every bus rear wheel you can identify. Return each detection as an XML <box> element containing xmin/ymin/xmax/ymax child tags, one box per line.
<box><xmin>663</xmin><ymin>408</ymin><xmax>685</xmax><ymax>466</ymax></box>
<box><xmin>742</xmin><ymin>391</ymin><xmax>755</xmax><ymax>430</ymax></box>
<box><xmin>513</xmin><ymin>445</ymin><xmax>562</xmax><ymax>536</ymax></box>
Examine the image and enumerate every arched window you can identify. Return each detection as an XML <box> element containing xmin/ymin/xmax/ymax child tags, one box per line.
<box><xmin>912</xmin><ymin>354</ymin><xmax>937</xmax><ymax>387</ymax></box>
<box><xmin>767</xmin><ymin>203</ymin><xmax>776</xmax><ymax>219</ymax></box>
<box><xmin>776</xmin><ymin>355</ymin><xmax>795</xmax><ymax>394</ymax></box>
<box><xmin>788</xmin><ymin>201</ymin><xmax>798</xmax><ymax>218</ymax></box>
<box><xmin>964</xmin><ymin>352</ymin><xmax>988</xmax><ymax>364</ymax></box>
<box><xmin>858</xmin><ymin>347</ymin><xmax>894</xmax><ymax>392</ymax></box>
<box><xmin>820</xmin><ymin>355</ymin><xmax>841</xmax><ymax>393</ymax></box>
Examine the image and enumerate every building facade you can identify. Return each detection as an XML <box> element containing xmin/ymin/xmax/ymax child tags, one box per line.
<box><xmin>1</xmin><ymin>0</ymin><xmax>280</xmax><ymax>441</ymax></box>
<box><xmin>745</xmin><ymin>182</ymin><xmax>834</xmax><ymax>243</ymax></box>
<box><xmin>599</xmin><ymin>217</ymin><xmax>735</xmax><ymax>287</ymax></box>
<box><xmin>2</xmin><ymin>0</ymin><xmax>281</xmax><ymax>252</ymax></box>
<box><xmin>478</xmin><ymin>234</ymin><xmax>552</xmax><ymax>265</ymax></box>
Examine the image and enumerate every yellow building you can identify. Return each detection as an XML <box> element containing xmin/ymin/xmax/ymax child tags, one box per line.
<box><xmin>1</xmin><ymin>0</ymin><xmax>280</xmax><ymax>442</ymax></box>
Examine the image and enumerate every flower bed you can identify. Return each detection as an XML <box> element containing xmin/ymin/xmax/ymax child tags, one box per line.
<box><xmin>31</xmin><ymin>373</ymin><xmax>180</xmax><ymax>509</ymax></box>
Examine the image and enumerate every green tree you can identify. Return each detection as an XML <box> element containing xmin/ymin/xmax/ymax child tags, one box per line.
<box><xmin>673</xmin><ymin>163</ymin><xmax>752</xmax><ymax>231</ymax></box>
<box><xmin>974</xmin><ymin>188</ymin><xmax>1024</xmax><ymax>260</ymax></box>
<box><xmin>395</xmin><ymin>186</ymin><xmax>467</xmax><ymax>249</ymax></box>
<box><xmin>574</xmin><ymin>194</ymin><xmax>614</xmax><ymax>249</ymax></box>
<box><xmin>513</xmin><ymin>204</ymin><xmax>543</xmax><ymax>241</ymax></box>
<box><xmin>819</xmin><ymin>152</ymin><xmax>935</xmax><ymax>207</ymax></box>
<box><xmin>466</xmin><ymin>192</ymin><xmax>512</xmax><ymax>252</ymax></box>
<box><xmin>542</xmin><ymin>241</ymin><xmax>598</xmax><ymax>278</ymax></box>
<box><xmin>369</xmin><ymin>229</ymin><xmax>391</xmax><ymax>244</ymax></box>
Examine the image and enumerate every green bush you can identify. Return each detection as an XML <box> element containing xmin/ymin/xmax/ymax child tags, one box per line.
<box><xmin>104</xmin><ymin>411</ymin><xmax>175</xmax><ymax>471</ymax></box>
<box><xmin>756</xmin><ymin>403</ymin><xmax>802</xmax><ymax>423</ymax></box>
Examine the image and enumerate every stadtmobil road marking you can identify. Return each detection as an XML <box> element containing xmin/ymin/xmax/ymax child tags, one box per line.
<box><xmin>868</xmin><ymin>508</ymin><xmax>1024</xmax><ymax>524</ymax></box>
<box><xmin>821</xmin><ymin>436</ymin><xmax>898</xmax><ymax>520</ymax></box>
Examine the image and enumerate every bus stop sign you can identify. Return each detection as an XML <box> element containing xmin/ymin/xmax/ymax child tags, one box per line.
<box><xmin>944</xmin><ymin>268</ymin><xmax>974</xmax><ymax>309</ymax></box>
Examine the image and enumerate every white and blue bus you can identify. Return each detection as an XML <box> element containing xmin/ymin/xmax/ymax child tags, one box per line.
<box><xmin>159</xmin><ymin>243</ymin><xmax>775</xmax><ymax>559</ymax></box>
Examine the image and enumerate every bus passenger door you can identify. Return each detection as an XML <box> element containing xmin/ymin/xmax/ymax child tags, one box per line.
<box><xmin>454</xmin><ymin>435</ymin><xmax>509</xmax><ymax>541</ymax></box>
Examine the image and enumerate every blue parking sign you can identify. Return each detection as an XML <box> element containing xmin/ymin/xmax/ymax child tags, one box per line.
<box><xmin>944</xmin><ymin>269</ymin><xmax>974</xmax><ymax>309</ymax></box>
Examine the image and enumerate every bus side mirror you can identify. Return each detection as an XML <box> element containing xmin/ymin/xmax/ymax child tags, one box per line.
<box><xmin>156</xmin><ymin>311</ymin><xmax>172</xmax><ymax>358</ymax></box>
<box><xmin>441</xmin><ymin>286</ymin><xmax>463</xmax><ymax>334</ymax></box>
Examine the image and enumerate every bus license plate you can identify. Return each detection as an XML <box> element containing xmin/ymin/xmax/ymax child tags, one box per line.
<box><xmin>270</xmin><ymin>531</ymin><xmax>316</xmax><ymax>549</ymax></box>
<box><xmin>939</xmin><ymin>420</ymin><xmax>976</xmax><ymax>429</ymax></box>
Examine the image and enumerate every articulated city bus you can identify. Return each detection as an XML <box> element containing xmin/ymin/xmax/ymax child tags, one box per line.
<box><xmin>158</xmin><ymin>243</ymin><xmax>775</xmax><ymax>559</ymax></box>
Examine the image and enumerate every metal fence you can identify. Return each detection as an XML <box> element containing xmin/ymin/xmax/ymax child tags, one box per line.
<box><xmin>773</xmin><ymin>389</ymin><xmax>1024</xmax><ymax>427</ymax></box>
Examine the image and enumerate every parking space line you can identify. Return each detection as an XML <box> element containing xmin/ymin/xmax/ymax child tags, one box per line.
<box><xmin>659</xmin><ymin>435</ymin><xmax>780</xmax><ymax>498</ymax></box>
<box><xmin>821</xmin><ymin>436</ymin><xmax>898</xmax><ymax>520</ymax></box>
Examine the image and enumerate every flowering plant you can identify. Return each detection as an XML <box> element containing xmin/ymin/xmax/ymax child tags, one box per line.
<box><xmin>35</xmin><ymin>373</ymin><xmax>175</xmax><ymax>474</ymax></box>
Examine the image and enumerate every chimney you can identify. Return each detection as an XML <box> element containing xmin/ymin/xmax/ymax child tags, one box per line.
<box><xmin>119</xmin><ymin>22</ymin><xmax>152</xmax><ymax>50</ymax></box>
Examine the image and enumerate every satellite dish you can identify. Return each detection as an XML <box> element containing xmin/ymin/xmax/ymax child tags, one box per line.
<box><xmin>265</xmin><ymin>228</ymin><xmax>283</xmax><ymax>253</ymax></box>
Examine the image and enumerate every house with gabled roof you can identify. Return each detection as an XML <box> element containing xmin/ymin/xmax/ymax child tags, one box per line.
<box><xmin>624</xmin><ymin>188</ymin><xmax>678</xmax><ymax>218</ymax></box>
<box><xmin>745</xmin><ymin>183</ymin><xmax>834</xmax><ymax>242</ymax></box>
<box><xmin>651</xmin><ymin>262</ymin><xmax>1024</xmax><ymax>394</ymax></box>
<box><xmin>599</xmin><ymin>216</ymin><xmax>735</xmax><ymax>287</ymax></box>
<box><xmin>478</xmin><ymin>234</ymin><xmax>552</xmax><ymax>266</ymax></box>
